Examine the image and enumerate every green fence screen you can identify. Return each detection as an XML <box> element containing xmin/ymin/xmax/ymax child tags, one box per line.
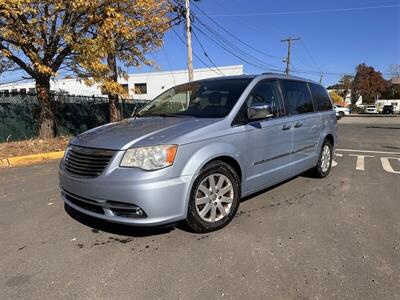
<box><xmin>0</xmin><ymin>92</ymin><xmax>149</xmax><ymax>142</ymax></box>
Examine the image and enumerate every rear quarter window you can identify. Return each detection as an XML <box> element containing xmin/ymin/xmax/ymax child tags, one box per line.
<box><xmin>280</xmin><ymin>80</ymin><xmax>314</xmax><ymax>115</ymax></box>
<box><xmin>309</xmin><ymin>83</ymin><xmax>333</xmax><ymax>111</ymax></box>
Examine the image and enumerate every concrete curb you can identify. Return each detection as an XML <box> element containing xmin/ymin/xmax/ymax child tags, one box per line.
<box><xmin>0</xmin><ymin>151</ymin><xmax>65</xmax><ymax>168</ymax></box>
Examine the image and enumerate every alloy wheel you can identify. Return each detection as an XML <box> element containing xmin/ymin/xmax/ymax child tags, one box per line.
<box><xmin>195</xmin><ymin>173</ymin><xmax>234</xmax><ymax>223</ymax></box>
<box><xmin>321</xmin><ymin>145</ymin><xmax>331</xmax><ymax>172</ymax></box>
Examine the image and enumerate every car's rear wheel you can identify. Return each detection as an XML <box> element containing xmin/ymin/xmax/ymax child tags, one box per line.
<box><xmin>186</xmin><ymin>161</ymin><xmax>240</xmax><ymax>233</ymax></box>
<box><xmin>339</xmin><ymin>111</ymin><xmax>345</xmax><ymax>118</ymax></box>
<box><xmin>310</xmin><ymin>139</ymin><xmax>333</xmax><ymax>178</ymax></box>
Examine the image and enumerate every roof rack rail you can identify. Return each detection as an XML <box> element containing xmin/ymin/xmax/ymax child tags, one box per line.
<box><xmin>261</xmin><ymin>72</ymin><xmax>281</xmax><ymax>75</ymax></box>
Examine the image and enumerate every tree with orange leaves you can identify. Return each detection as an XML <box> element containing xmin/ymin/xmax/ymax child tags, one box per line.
<box><xmin>0</xmin><ymin>0</ymin><xmax>171</xmax><ymax>137</ymax></box>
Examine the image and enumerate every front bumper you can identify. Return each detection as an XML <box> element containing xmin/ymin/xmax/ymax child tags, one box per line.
<box><xmin>59</xmin><ymin>156</ymin><xmax>193</xmax><ymax>226</ymax></box>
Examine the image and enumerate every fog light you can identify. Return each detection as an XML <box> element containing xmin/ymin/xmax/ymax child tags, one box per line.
<box><xmin>109</xmin><ymin>205</ymin><xmax>147</xmax><ymax>218</ymax></box>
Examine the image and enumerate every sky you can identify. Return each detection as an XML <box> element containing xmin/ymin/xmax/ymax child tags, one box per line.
<box><xmin>135</xmin><ymin>0</ymin><xmax>400</xmax><ymax>87</ymax></box>
<box><xmin>1</xmin><ymin>0</ymin><xmax>399</xmax><ymax>87</ymax></box>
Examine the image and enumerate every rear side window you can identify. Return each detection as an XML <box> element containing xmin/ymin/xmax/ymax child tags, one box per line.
<box><xmin>280</xmin><ymin>80</ymin><xmax>314</xmax><ymax>115</ymax></box>
<box><xmin>309</xmin><ymin>83</ymin><xmax>333</xmax><ymax>111</ymax></box>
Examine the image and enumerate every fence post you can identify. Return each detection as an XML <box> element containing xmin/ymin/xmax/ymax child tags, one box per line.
<box><xmin>120</xmin><ymin>98</ymin><xmax>124</xmax><ymax>119</ymax></box>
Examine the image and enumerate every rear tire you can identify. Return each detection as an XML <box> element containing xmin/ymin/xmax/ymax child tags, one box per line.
<box><xmin>186</xmin><ymin>160</ymin><xmax>240</xmax><ymax>233</ymax></box>
<box><xmin>339</xmin><ymin>111</ymin><xmax>345</xmax><ymax>118</ymax></box>
<box><xmin>310</xmin><ymin>139</ymin><xmax>333</xmax><ymax>178</ymax></box>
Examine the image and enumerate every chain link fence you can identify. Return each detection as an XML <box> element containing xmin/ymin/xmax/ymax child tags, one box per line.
<box><xmin>0</xmin><ymin>92</ymin><xmax>150</xmax><ymax>142</ymax></box>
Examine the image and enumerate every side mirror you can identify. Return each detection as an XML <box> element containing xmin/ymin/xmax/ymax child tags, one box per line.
<box><xmin>247</xmin><ymin>103</ymin><xmax>274</xmax><ymax>120</ymax></box>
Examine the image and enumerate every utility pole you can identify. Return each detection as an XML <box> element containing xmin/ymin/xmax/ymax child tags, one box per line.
<box><xmin>281</xmin><ymin>36</ymin><xmax>301</xmax><ymax>75</ymax></box>
<box><xmin>319</xmin><ymin>74</ymin><xmax>324</xmax><ymax>84</ymax></box>
<box><xmin>185</xmin><ymin>0</ymin><xmax>194</xmax><ymax>81</ymax></box>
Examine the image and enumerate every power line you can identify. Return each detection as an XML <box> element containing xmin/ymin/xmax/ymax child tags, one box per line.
<box><xmin>171</xmin><ymin>28</ymin><xmax>225</xmax><ymax>77</ymax></box>
<box><xmin>290</xmin><ymin>68</ymin><xmax>351</xmax><ymax>76</ymax></box>
<box><xmin>209</xmin><ymin>4</ymin><xmax>400</xmax><ymax>17</ymax></box>
<box><xmin>291</xmin><ymin>67</ymin><xmax>348</xmax><ymax>75</ymax></box>
<box><xmin>192</xmin><ymin>15</ymin><xmax>282</xmax><ymax>70</ymax></box>
<box><xmin>192</xmin><ymin>22</ymin><xmax>282</xmax><ymax>72</ymax></box>
<box><xmin>172</xmin><ymin>1</ymin><xmax>393</xmax><ymax>79</ymax></box>
<box><xmin>191</xmin><ymin>2</ymin><xmax>283</xmax><ymax>60</ymax></box>
<box><xmin>205</xmin><ymin>0</ymin><xmax>330</xmax><ymax>77</ymax></box>
<box><xmin>292</xmin><ymin>48</ymin><xmax>309</xmax><ymax>70</ymax></box>
<box><xmin>193</xmin><ymin>21</ymin><xmax>271</xmax><ymax>68</ymax></box>
<box><xmin>144</xmin><ymin>52</ymin><xmax>158</xmax><ymax>85</ymax></box>
<box><xmin>300</xmin><ymin>40</ymin><xmax>323</xmax><ymax>74</ymax></box>
<box><xmin>212</xmin><ymin>0</ymin><xmax>282</xmax><ymax>48</ymax></box>
<box><xmin>196</xmin><ymin>0</ymin><xmax>332</xmax><ymax>78</ymax></box>
<box><xmin>191</xmin><ymin>30</ymin><xmax>225</xmax><ymax>76</ymax></box>
<box><xmin>162</xmin><ymin>44</ymin><xmax>177</xmax><ymax>85</ymax></box>
<box><xmin>0</xmin><ymin>77</ymin><xmax>33</xmax><ymax>85</ymax></box>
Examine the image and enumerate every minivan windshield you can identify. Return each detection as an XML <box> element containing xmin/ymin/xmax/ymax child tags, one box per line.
<box><xmin>137</xmin><ymin>78</ymin><xmax>252</xmax><ymax>118</ymax></box>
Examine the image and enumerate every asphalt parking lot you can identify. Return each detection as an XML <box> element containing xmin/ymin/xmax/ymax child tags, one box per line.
<box><xmin>1</xmin><ymin>117</ymin><xmax>399</xmax><ymax>299</ymax></box>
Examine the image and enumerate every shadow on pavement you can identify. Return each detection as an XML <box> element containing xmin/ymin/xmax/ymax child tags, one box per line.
<box><xmin>365</xmin><ymin>126</ymin><xmax>400</xmax><ymax>130</ymax></box>
<box><xmin>240</xmin><ymin>175</ymin><xmax>301</xmax><ymax>203</ymax></box>
<box><xmin>382</xmin><ymin>146</ymin><xmax>400</xmax><ymax>150</ymax></box>
<box><xmin>64</xmin><ymin>172</ymin><xmax>320</xmax><ymax>236</ymax></box>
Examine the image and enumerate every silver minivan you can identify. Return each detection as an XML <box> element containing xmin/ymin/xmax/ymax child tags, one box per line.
<box><xmin>59</xmin><ymin>74</ymin><xmax>336</xmax><ymax>232</ymax></box>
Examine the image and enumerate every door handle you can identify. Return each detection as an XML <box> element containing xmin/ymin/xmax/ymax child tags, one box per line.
<box><xmin>282</xmin><ymin>124</ymin><xmax>292</xmax><ymax>131</ymax></box>
<box><xmin>294</xmin><ymin>122</ymin><xmax>303</xmax><ymax>128</ymax></box>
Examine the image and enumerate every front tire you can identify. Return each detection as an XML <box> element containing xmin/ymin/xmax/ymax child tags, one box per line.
<box><xmin>339</xmin><ymin>111</ymin><xmax>345</xmax><ymax>118</ymax></box>
<box><xmin>186</xmin><ymin>161</ymin><xmax>240</xmax><ymax>233</ymax></box>
<box><xmin>310</xmin><ymin>139</ymin><xmax>333</xmax><ymax>178</ymax></box>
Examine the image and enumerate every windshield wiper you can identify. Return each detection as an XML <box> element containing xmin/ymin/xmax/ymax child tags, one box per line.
<box><xmin>150</xmin><ymin>113</ymin><xmax>193</xmax><ymax>118</ymax></box>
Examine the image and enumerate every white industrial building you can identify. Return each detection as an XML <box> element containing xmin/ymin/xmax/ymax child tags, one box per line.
<box><xmin>375</xmin><ymin>99</ymin><xmax>400</xmax><ymax>112</ymax></box>
<box><xmin>0</xmin><ymin>65</ymin><xmax>243</xmax><ymax>100</ymax></box>
<box><xmin>0</xmin><ymin>77</ymin><xmax>101</xmax><ymax>97</ymax></box>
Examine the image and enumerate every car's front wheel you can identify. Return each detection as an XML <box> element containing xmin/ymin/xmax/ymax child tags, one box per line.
<box><xmin>186</xmin><ymin>161</ymin><xmax>240</xmax><ymax>233</ymax></box>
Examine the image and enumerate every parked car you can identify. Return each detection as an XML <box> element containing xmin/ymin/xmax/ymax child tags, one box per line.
<box><xmin>59</xmin><ymin>74</ymin><xmax>337</xmax><ymax>232</ymax></box>
<box><xmin>334</xmin><ymin>105</ymin><xmax>350</xmax><ymax>118</ymax></box>
<box><xmin>365</xmin><ymin>105</ymin><xmax>377</xmax><ymax>114</ymax></box>
<box><xmin>382</xmin><ymin>105</ymin><xmax>394</xmax><ymax>114</ymax></box>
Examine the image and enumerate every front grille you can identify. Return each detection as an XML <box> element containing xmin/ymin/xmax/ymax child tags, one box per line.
<box><xmin>65</xmin><ymin>145</ymin><xmax>115</xmax><ymax>178</ymax></box>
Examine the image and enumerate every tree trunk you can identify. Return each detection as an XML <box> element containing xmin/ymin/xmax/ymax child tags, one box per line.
<box><xmin>109</xmin><ymin>93</ymin><xmax>120</xmax><ymax>122</ymax></box>
<box><xmin>36</xmin><ymin>76</ymin><xmax>56</xmax><ymax>138</ymax></box>
<box><xmin>107</xmin><ymin>53</ymin><xmax>121</xmax><ymax>122</ymax></box>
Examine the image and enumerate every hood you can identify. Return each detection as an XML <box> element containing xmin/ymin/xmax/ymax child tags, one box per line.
<box><xmin>70</xmin><ymin>117</ymin><xmax>218</xmax><ymax>150</ymax></box>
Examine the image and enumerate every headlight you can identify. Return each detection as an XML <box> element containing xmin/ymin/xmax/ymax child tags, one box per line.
<box><xmin>120</xmin><ymin>145</ymin><xmax>178</xmax><ymax>170</ymax></box>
